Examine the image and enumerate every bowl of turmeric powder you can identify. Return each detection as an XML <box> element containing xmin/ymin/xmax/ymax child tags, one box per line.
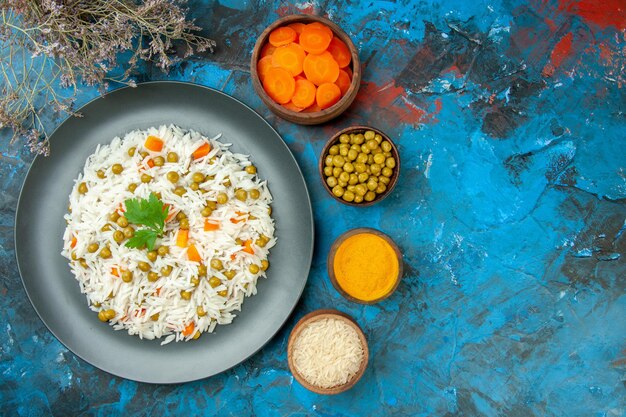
<box><xmin>328</xmin><ymin>228</ymin><xmax>403</xmax><ymax>304</ymax></box>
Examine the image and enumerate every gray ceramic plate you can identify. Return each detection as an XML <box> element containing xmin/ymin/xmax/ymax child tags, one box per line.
<box><xmin>15</xmin><ymin>82</ymin><xmax>314</xmax><ymax>383</ymax></box>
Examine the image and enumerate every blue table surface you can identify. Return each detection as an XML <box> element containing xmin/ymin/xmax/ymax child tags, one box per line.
<box><xmin>1</xmin><ymin>0</ymin><xmax>625</xmax><ymax>416</ymax></box>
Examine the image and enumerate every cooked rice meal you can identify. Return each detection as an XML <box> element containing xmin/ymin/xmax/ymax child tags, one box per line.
<box><xmin>62</xmin><ymin>125</ymin><xmax>276</xmax><ymax>344</ymax></box>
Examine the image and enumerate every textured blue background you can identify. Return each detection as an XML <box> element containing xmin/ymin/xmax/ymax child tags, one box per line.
<box><xmin>1</xmin><ymin>0</ymin><xmax>625</xmax><ymax>415</ymax></box>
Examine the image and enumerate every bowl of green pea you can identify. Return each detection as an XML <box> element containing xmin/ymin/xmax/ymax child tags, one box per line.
<box><xmin>319</xmin><ymin>126</ymin><xmax>400</xmax><ymax>206</ymax></box>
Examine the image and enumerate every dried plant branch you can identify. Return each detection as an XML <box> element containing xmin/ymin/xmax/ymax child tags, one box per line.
<box><xmin>0</xmin><ymin>0</ymin><xmax>216</xmax><ymax>155</ymax></box>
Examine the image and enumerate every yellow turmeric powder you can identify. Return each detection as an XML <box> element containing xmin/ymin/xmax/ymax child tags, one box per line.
<box><xmin>332</xmin><ymin>232</ymin><xmax>400</xmax><ymax>302</ymax></box>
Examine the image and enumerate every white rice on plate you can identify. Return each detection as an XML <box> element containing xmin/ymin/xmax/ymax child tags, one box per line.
<box><xmin>62</xmin><ymin>125</ymin><xmax>276</xmax><ymax>344</ymax></box>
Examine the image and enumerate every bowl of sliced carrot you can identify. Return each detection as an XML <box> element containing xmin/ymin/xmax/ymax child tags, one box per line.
<box><xmin>251</xmin><ymin>15</ymin><xmax>361</xmax><ymax>125</ymax></box>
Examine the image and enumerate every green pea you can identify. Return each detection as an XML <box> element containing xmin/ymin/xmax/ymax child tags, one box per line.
<box><xmin>249</xmin><ymin>189</ymin><xmax>260</xmax><ymax>199</ymax></box>
<box><xmin>342</xmin><ymin>191</ymin><xmax>355</xmax><ymax>202</ymax></box>
<box><xmin>179</xmin><ymin>218</ymin><xmax>189</xmax><ymax>230</ymax></box>
<box><xmin>117</xmin><ymin>216</ymin><xmax>129</xmax><ymax>228</ymax></box>
<box><xmin>206</xmin><ymin>201</ymin><xmax>217</xmax><ymax>210</ymax></box>
<box><xmin>180</xmin><ymin>290</ymin><xmax>192</xmax><ymax>300</ymax></box>
<box><xmin>323</xmin><ymin>166</ymin><xmax>333</xmax><ymax>176</ymax></box>
<box><xmin>235</xmin><ymin>189</ymin><xmax>248</xmax><ymax>201</ymax></box>
<box><xmin>161</xmin><ymin>265</ymin><xmax>173</xmax><ymax>276</ymax></box>
<box><xmin>367</xmin><ymin>179</ymin><xmax>378</xmax><ymax>191</ymax></box>
<box><xmin>332</xmin><ymin>155</ymin><xmax>345</xmax><ymax>167</ymax></box>
<box><xmin>123</xmin><ymin>226</ymin><xmax>135</xmax><ymax>238</ymax></box>
<box><xmin>366</xmin><ymin>140</ymin><xmax>378</xmax><ymax>150</ymax></box>
<box><xmin>327</xmin><ymin>176</ymin><xmax>338</xmax><ymax>188</ymax></box>
<box><xmin>347</xmin><ymin>185</ymin><xmax>356</xmax><ymax>192</ymax></box>
<box><xmin>78</xmin><ymin>182</ymin><xmax>88</xmax><ymax>194</ymax></box>
<box><xmin>157</xmin><ymin>245</ymin><xmax>169</xmax><ymax>256</ymax></box>
<box><xmin>353</xmin><ymin>134</ymin><xmax>365</xmax><ymax>145</ymax></box>
<box><xmin>87</xmin><ymin>243</ymin><xmax>99</xmax><ymax>253</ymax></box>
<box><xmin>224</xmin><ymin>270</ymin><xmax>236</xmax><ymax>280</ymax></box>
<box><xmin>339</xmin><ymin>172</ymin><xmax>350</xmax><ymax>182</ymax></box>
<box><xmin>370</xmin><ymin>164</ymin><xmax>382</xmax><ymax>175</ymax></box>
<box><xmin>348</xmin><ymin>173</ymin><xmax>359</xmax><ymax>185</ymax></box>
<box><xmin>122</xmin><ymin>270</ymin><xmax>133</xmax><ymax>283</ymax></box>
<box><xmin>209</xmin><ymin>276</ymin><xmax>221</xmax><ymax>288</ymax></box>
<box><xmin>373</xmin><ymin>153</ymin><xmax>386</xmax><ymax>165</ymax></box>
<box><xmin>386</xmin><ymin>158</ymin><xmax>396</xmax><ymax>168</ymax></box>
<box><xmin>347</xmin><ymin>149</ymin><xmax>358</xmax><ymax>161</ymax></box>
<box><xmin>113</xmin><ymin>231</ymin><xmax>125</xmax><ymax>243</ymax></box>
<box><xmin>167</xmin><ymin>152</ymin><xmax>179</xmax><ymax>162</ymax></box>
<box><xmin>112</xmin><ymin>164</ymin><xmax>123</xmax><ymax>174</ymax></box>
<box><xmin>339</xmin><ymin>134</ymin><xmax>350</xmax><ymax>144</ymax></box>
<box><xmin>191</xmin><ymin>172</ymin><xmax>205</xmax><ymax>183</ymax></box>
<box><xmin>381</xmin><ymin>141</ymin><xmax>392</xmax><ymax>152</ymax></box>
<box><xmin>216</xmin><ymin>193</ymin><xmax>228</xmax><ymax>204</ymax></box>
<box><xmin>332</xmin><ymin>167</ymin><xmax>342</xmax><ymax>178</ymax></box>
<box><xmin>96</xmin><ymin>170</ymin><xmax>106</xmax><ymax>179</ymax></box>
<box><xmin>350</xmin><ymin>143</ymin><xmax>361</xmax><ymax>151</ymax></box>
<box><xmin>167</xmin><ymin>171</ymin><xmax>179</xmax><ymax>183</ymax></box>
<box><xmin>325</xmin><ymin>155</ymin><xmax>334</xmax><ymax>167</ymax></box>
<box><xmin>210</xmin><ymin>259</ymin><xmax>223</xmax><ymax>270</ymax></box>
<box><xmin>189</xmin><ymin>182</ymin><xmax>199</xmax><ymax>191</ymax></box>
<box><xmin>355</xmin><ymin>184</ymin><xmax>367</xmax><ymax>196</ymax></box>
<box><xmin>127</xmin><ymin>147</ymin><xmax>136</xmax><ymax>157</ymax></box>
<box><xmin>328</xmin><ymin>145</ymin><xmax>339</xmax><ymax>155</ymax></box>
<box><xmin>364</xmin><ymin>191</ymin><xmax>376</xmax><ymax>202</ymax></box>
<box><xmin>332</xmin><ymin>185</ymin><xmax>344</xmax><ymax>197</ymax></box>
<box><xmin>343</xmin><ymin>162</ymin><xmax>354</xmax><ymax>173</ymax></box>
<box><xmin>374</xmin><ymin>133</ymin><xmax>383</xmax><ymax>143</ymax></box>
<box><xmin>360</xmin><ymin>144</ymin><xmax>370</xmax><ymax>154</ymax></box>
<box><xmin>382</xmin><ymin>167</ymin><xmax>393</xmax><ymax>177</ymax></box>
<box><xmin>358</xmin><ymin>172</ymin><xmax>369</xmax><ymax>183</ymax></box>
<box><xmin>197</xmin><ymin>306</ymin><xmax>207</xmax><ymax>317</ymax></box>
<box><xmin>174</xmin><ymin>187</ymin><xmax>187</xmax><ymax>196</ymax></box>
<box><xmin>261</xmin><ymin>260</ymin><xmax>269</xmax><ymax>271</ymax></box>
<box><xmin>376</xmin><ymin>183</ymin><xmax>387</xmax><ymax>194</ymax></box>
<box><xmin>249</xmin><ymin>264</ymin><xmax>260</xmax><ymax>274</ymax></box>
<box><xmin>338</xmin><ymin>179</ymin><xmax>348</xmax><ymax>187</ymax></box>
<box><xmin>190</xmin><ymin>276</ymin><xmax>200</xmax><ymax>286</ymax></box>
<box><xmin>354</xmin><ymin>195</ymin><xmax>364</xmax><ymax>203</ymax></box>
<box><xmin>364</xmin><ymin>130</ymin><xmax>375</xmax><ymax>140</ymax></box>
<box><xmin>138</xmin><ymin>261</ymin><xmax>150</xmax><ymax>272</ymax></box>
<box><xmin>201</xmin><ymin>207</ymin><xmax>213</xmax><ymax>217</ymax></box>
<box><xmin>372</xmin><ymin>147</ymin><xmax>383</xmax><ymax>155</ymax></box>
<box><xmin>367</xmin><ymin>155</ymin><xmax>375</xmax><ymax>165</ymax></box>
<box><xmin>153</xmin><ymin>156</ymin><xmax>165</xmax><ymax>167</ymax></box>
<box><xmin>339</xmin><ymin>147</ymin><xmax>349</xmax><ymax>157</ymax></box>
<box><xmin>354</xmin><ymin>163</ymin><xmax>366</xmax><ymax>173</ymax></box>
<box><xmin>379</xmin><ymin>176</ymin><xmax>391</xmax><ymax>185</ymax></box>
<box><xmin>245</xmin><ymin>165</ymin><xmax>257</xmax><ymax>175</ymax></box>
<box><xmin>127</xmin><ymin>183</ymin><xmax>137</xmax><ymax>192</ymax></box>
<box><xmin>99</xmin><ymin>247</ymin><xmax>111</xmax><ymax>259</ymax></box>
<box><xmin>356</xmin><ymin>153</ymin><xmax>368</xmax><ymax>164</ymax></box>
<box><xmin>147</xmin><ymin>251</ymin><xmax>158</xmax><ymax>262</ymax></box>
<box><xmin>141</xmin><ymin>173</ymin><xmax>152</xmax><ymax>183</ymax></box>
<box><xmin>151</xmin><ymin>313</ymin><xmax>160</xmax><ymax>321</ymax></box>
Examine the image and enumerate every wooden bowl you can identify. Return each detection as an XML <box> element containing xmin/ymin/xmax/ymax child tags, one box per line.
<box><xmin>319</xmin><ymin>126</ymin><xmax>401</xmax><ymax>206</ymax></box>
<box><xmin>250</xmin><ymin>15</ymin><xmax>361</xmax><ymax>125</ymax></box>
<box><xmin>287</xmin><ymin>309</ymin><xmax>369</xmax><ymax>395</ymax></box>
<box><xmin>328</xmin><ymin>228</ymin><xmax>403</xmax><ymax>304</ymax></box>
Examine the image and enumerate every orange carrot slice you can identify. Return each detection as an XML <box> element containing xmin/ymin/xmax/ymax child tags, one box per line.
<box><xmin>187</xmin><ymin>244</ymin><xmax>201</xmax><ymax>262</ymax></box>
<box><xmin>242</xmin><ymin>239</ymin><xmax>255</xmax><ymax>254</ymax></box>
<box><xmin>204</xmin><ymin>219</ymin><xmax>220</xmax><ymax>231</ymax></box>
<box><xmin>344</xmin><ymin>66</ymin><xmax>353</xmax><ymax>78</ymax></box>
<box><xmin>144</xmin><ymin>135</ymin><xmax>163</xmax><ymax>152</ymax></box>
<box><xmin>111</xmin><ymin>267</ymin><xmax>120</xmax><ymax>277</ymax></box>
<box><xmin>182</xmin><ymin>322</ymin><xmax>195</xmax><ymax>336</ymax></box>
<box><xmin>287</xmin><ymin>22</ymin><xmax>306</xmax><ymax>39</ymax></box>
<box><xmin>335</xmin><ymin>69</ymin><xmax>351</xmax><ymax>95</ymax></box>
<box><xmin>260</xmin><ymin>43</ymin><xmax>276</xmax><ymax>58</ymax></box>
<box><xmin>306</xmin><ymin>22</ymin><xmax>334</xmax><ymax>39</ymax></box>
<box><xmin>192</xmin><ymin>143</ymin><xmax>211</xmax><ymax>160</ymax></box>
<box><xmin>230</xmin><ymin>211</ymin><xmax>247</xmax><ymax>224</ymax></box>
<box><xmin>295</xmin><ymin>74</ymin><xmax>307</xmax><ymax>81</ymax></box>
<box><xmin>282</xmin><ymin>102</ymin><xmax>305</xmax><ymax>112</ymax></box>
<box><xmin>269</xmin><ymin>26</ymin><xmax>296</xmax><ymax>47</ymax></box>
<box><xmin>257</xmin><ymin>56</ymin><xmax>275</xmax><ymax>82</ymax></box>
<box><xmin>327</xmin><ymin>37</ymin><xmax>351</xmax><ymax>68</ymax></box>
<box><xmin>155</xmin><ymin>287</ymin><xmax>162</xmax><ymax>296</ymax></box>
<box><xmin>272</xmin><ymin>43</ymin><xmax>306</xmax><ymax>76</ymax></box>
<box><xmin>70</xmin><ymin>234</ymin><xmax>77</xmax><ymax>249</ymax></box>
<box><xmin>262</xmin><ymin>67</ymin><xmax>296</xmax><ymax>104</ymax></box>
<box><xmin>230</xmin><ymin>253</ymin><xmax>237</xmax><ymax>261</ymax></box>
<box><xmin>176</xmin><ymin>229</ymin><xmax>189</xmax><ymax>247</ymax></box>
<box><xmin>299</xmin><ymin>25</ymin><xmax>332</xmax><ymax>54</ymax></box>
<box><xmin>291</xmin><ymin>78</ymin><xmax>317</xmax><ymax>108</ymax></box>
<box><xmin>316</xmin><ymin>82</ymin><xmax>341</xmax><ymax>109</ymax></box>
<box><xmin>303</xmin><ymin>51</ymin><xmax>340</xmax><ymax>86</ymax></box>
<box><xmin>303</xmin><ymin>102</ymin><xmax>323</xmax><ymax>113</ymax></box>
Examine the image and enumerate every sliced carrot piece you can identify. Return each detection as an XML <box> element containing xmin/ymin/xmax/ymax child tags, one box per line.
<box><xmin>303</xmin><ymin>102</ymin><xmax>323</xmax><ymax>113</ymax></box>
<box><xmin>230</xmin><ymin>211</ymin><xmax>247</xmax><ymax>224</ymax></box>
<box><xmin>146</xmin><ymin>158</ymin><xmax>155</xmax><ymax>168</ymax></box>
<box><xmin>269</xmin><ymin>26</ymin><xmax>296</xmax><ymax>47</ymax></box>
<box><xmin>204</xmin><ymin>219</ymin><xmax>220</xmax><ymax>231</ymax></box>
<box><xmin>144</xmin><ymin>135</ymin><xmax>163</xmax><ymax>152</ymax></box>
<box><xmin>70</xmin><ymin>234</ymin><xmax>77</xmax><ymax>249</ymax></box>
<box><xmin>335</xmin><ymin>69</ymin><xmax>351</xmax><ymax>96</ymax></box>
<box><xmin>230</xmin><ymin>253</ymin><xmax>237</xmax><ymax>261</ymax></box>
<box><xmin>187</xmin><ymin>244</ymin><xmax>201</xmax><ymax>262</ymax></box>
<box><xmin>282</xmin><ymin>102</ymin><xmax>305</xmax><ymax>112</ymax></box>
<box><xmin>192</xmin><ymin>143</ymin><xmax>211</xmax><ymax>160</ymax></box>
<box><xmin>176</xmin><ymin>229</ymin><xmax>189</xmax><ymax>247</ymax></box>
<box><xmin>306</xmin><ymin>22</ymin><xmax>334</xmax><ymax>39</ymax></box>
<box><xmin>242</xmin><ymin>239</ymin><xmax>255</xmax><ymax>255</ymax></box>
<box><xmin>303</xmin><ymin>51</ymin><xmax>340</xmax><ymax>86</ymax></box>
<box><xmin>182</xmin><ymin>322</ymin><xmax>195</xmax><ymax>337</ymax></box>
<box><xmin>155</xmin><ymin>287</ymin><xmax>162</xmax><ymax>296</ymax></box>
<box><xmin>316</xmin><ymin>82</ymin><xmax>341</xmax><ymax>109</ymax></box>
<box><xmin>287</xmin><ymin>22</ymin><xmax>306</xmax><ymax>39</ymax></box>
<box><xmin>262</xmin><ymin>67</ymin><xmax>296</xmax><ymax>104</ymax></box>
<box><xmin>260</xmin><ymin>43</ymin><xmax>276</xmax><ymax>58</ymax></box>
<box><xmin>299</xmin><ymin>25</ymin><xmax>332</xmax><ymax>54</ymax></box>
<box><xmin>111</xmin><ymin>267</ymin><xmax>120</xmax><ymax>277</ymax></box>
<box><xmin>118</xmin><ymin>202</ymin><xmax>125</xmax><ymax>213</ymax></box>
<box><xmin>327</xmin><ymin>37</ymin><xmax>351</xmax><ymax>68</ymax></box>
<box><xmin>291</xmin><ymin>78</ymin><xmax>317</xmax><ymax>108</ymax></box>
<box><xmin>272</xmin><ymin>43</ymin><xmax>306</xmax><ymax>76</ymax></box>
<box><xmin>344</xmin><ymin>66</ymin><xmax>353</xmax><ymax>78</ymax></box>
<box><xmin>257</xmin><ymin>56</ymin><xmax>275</xmax><ymax>83</ymax></box>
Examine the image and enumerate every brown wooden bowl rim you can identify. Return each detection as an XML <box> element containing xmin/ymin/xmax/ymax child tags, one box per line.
<box><xmin>319</xmin><ymin>125</ymin><xmax>401</xmax><ymax>206</ymax></box>
<box><xmin>287</xmin><ymin>309</ymin><xmax>369</xmax><ymax>395</ymax></box>
<box><xmin>250</xmin><ymin>14</ymin><xmax>362</xmax><ymax>124</ymax></box>
<box><xmin>327</xmin><ymin>228</ymin><xmax>404</xmax><ymax>304</ymax></box>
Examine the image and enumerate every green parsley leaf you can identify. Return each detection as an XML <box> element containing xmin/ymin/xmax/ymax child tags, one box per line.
<box><xmin>125</xmin><ymin>229</ymin><xmax>158</xmax><ymax>250</ymax></box>
<box><xmin>123</xmin><ymin>193</ymin><xmax>168</xmax><ymax>250</ymax></box>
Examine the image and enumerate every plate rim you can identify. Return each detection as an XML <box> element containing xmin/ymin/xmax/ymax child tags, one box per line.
<box><xmin>13</xmin><ymin>80</ymin><xmax>315</xmax><ymax>384</ymax></box>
